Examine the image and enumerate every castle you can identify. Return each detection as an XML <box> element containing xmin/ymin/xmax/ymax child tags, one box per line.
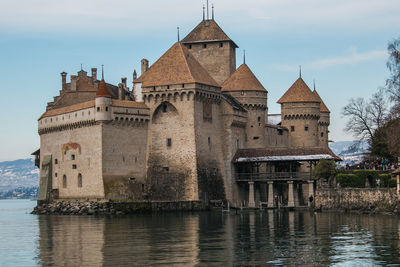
<box><xmin>35</xmin><ymin>14</ymin><xmax>339</xmax><ymax>208</ymax></box>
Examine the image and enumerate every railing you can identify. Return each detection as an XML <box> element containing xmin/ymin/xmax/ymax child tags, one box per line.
<box><xmin>236</xmin><ymin>172</ymin><xmax>314</xmax><ymax>182</ymax></box>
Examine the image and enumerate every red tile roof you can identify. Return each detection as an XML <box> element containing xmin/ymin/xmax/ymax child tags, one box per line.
<box><xmin>313</xmin><ymin>90</ymin><xmax>330</xmax><ymax>113</ymax></box>
<box><xmin>140</xmin><ymin>42</ymin><xmax>220</xmax><ymax>87</ymax></box>
<box><xmin>277</xmin><ymin>78</ymin><xmax>320</xmax><ymax>104</ymax></box>
<box><xmin>96</xmin><ymin>79</ymin><xmax>111</xmax><ymax>97</ymax></box>
<box><xmin>182</xmin><ymin>20</ymin><xmax>238</xmax><ymax>48</ymax></box>
<box><xmin>221</xmin><ymin>64</ymin><xmax>266</xmax><ymax>92</ymax></box>
<box><xmin>39</xmin><ymin>100</ymin><xmax>95</xmax><ymax>119</ymax></box>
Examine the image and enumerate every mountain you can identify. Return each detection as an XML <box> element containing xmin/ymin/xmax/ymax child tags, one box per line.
<box><xmin>329</xmin><ymin>141</ymin><xmax>369</xmax><ymax>166</ymax></box>
<box><xmin>0</xmin><ymin>158</ymin><xmax>39</xmax><ymax>192</ymax></box>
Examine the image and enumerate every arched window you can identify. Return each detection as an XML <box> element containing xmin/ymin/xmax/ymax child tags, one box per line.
<box><xmin>78</xmin><ymin>173</ymin><xmax>82</xmax><ymax>188</ymax></box>
<box><xmin>62</xmin><ymin>175</ymin><xmax>67</xmax><ymax>188</ymax></box>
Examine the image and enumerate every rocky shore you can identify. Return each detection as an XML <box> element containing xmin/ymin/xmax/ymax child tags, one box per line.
<box><xmin>32</xmin><ymin>200</ymin><xmax>208</xmax><ymax>215</ymax></box>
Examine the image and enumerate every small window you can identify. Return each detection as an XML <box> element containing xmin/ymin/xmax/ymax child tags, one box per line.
<box><xmin>188</xmin><ymin>44</ymin><xmax>192</xmax><ymax>49</ymax></box>
<box><xmin>321</xmin><ymin>132</ymin><xmax>324</xmax><ymax>137</ymax></box>
<box><xmin>162</xmin><ymin>103</ymin><xmax>167</xmax><ymax>113</ymax></box>
<box><xmin>203</xmin><ymin>44</ymin><xmax>207</xmax><ymax>48</ymax></box>
<box><xmin>258</xmin><ymin>116</ymin><xmax>261</xmax><ymax>122</ymax></box>
<box><xmin>167</xmin><ymin>138</ymin><xmax>172</xmax><ymax>147</ymax></box>
<box><xmin>62</xmin><ymin>175</ymin><xmax>67</xmax><ymax>188</ymax></box>
<box><xmin>141</xmin><ymin>184</ymin><xmax>145</xmax><ymax>192</ymax></box>
<box><xmin>78</xmin><ymin>173</ymin><xmax>82</xmax><ymax>188</ymax></box>
<box><xmin>278</xmin><ymin>129</ymin><xmax>283</xmax><ymax>135</ymax></box>
<box><xmin>208</xmin><ymin>137</ymin><xmax>211</xmax><ymax>150</ymax></box>
<box><xmin>291</xmin><ymin>126</ymin><xmax>295</xmax><ymax>132</ymax></box>
<box><xmin>115</xmin><ymin>117</ymin><xmax>118</xmax><ymax>120</ymax></box>
<box><xmin>236</xmin><ymin>139</ymin><xmax>240</xmax><ymax>148</ymax></box>
<box><xmin>55</xmin><ymin>172</ymin><xmax>58</xmax><ymax>177</ymax></box>
<box><xmin>72</xmin><ymin>164</ymin><xmax>77</xmax><ymax>169</ymax></box>
<box><xmin>54</xmin><ymin>159</ymin><xmax>58</xmax><ymax>164</ymax></box>
<box><xmin>241</xmin><ymin>90</ymin><xmax>244</xmax><ymax>96</ymax></box>
<box><xmin>105</xmin><ymin>107</ymin><xmax>108</xmax><ymax>112</ymax></box>
<box><xmin>97</xmin><ymin>107</ymin><xmax>100</xmax><ymax>112</ymax></box>
<box><xmin>167</xmin><ymin>85</ymin><xmax>170</xmax><ymax>89</ymax></box>
<box><xmin>71</xmin><ymin>154</ymin><xmax>75</xmax><ymax>160</ymax></box>
<box><xmin>182</xmin><ymin>84</ymin><xmax>185</xmax><ymax>88</ymax></box>
<box><xmin>163</xmin><ymin>166</ymin><xmax>169</xmax><ymax>172</ymax></box>
<box><xmin>305</xmin><ymin>126</ymin><xmax>309</xmax><ymax>131</ymax></box>
<box><xmin>219</xmin><ymin>43</ymin><xmax>223</xmax><ymax>48</ymax></box>
<box><xmin>253</xmin><ymin>136</ymin><xmax>259</xmax><ymax>140</ymax></box>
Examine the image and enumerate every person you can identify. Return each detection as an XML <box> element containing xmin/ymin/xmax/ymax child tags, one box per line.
<box><xmin>308</xmin><ymin>195</ymin><xmax>314</xmax><ymax>207</ymax></box>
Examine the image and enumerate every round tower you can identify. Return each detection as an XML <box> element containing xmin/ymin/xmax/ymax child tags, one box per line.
<box><xmin>95</xmin><ymin>79</ymin><xmax>112</xmax><ymax>121</ymax></box>
<box><xmin>277</xmin><ymin>78</ymin><xmax>321</xmax><ymax>148</ymax></box>
<box><xmin>221</xmin><ymin>64</ymin><xmax>268</xmax><ymax>149</ymax></box>
<box><xmin>313</xmin><ymin>90</ymin><xmax>330</xmax><ymax>148</ymax></box>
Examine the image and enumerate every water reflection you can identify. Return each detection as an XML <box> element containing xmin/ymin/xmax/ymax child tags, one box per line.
<box><xmin>35</xmin><ymin>210</ymin><xmax>400</xmax><ymax>266</ymax></box>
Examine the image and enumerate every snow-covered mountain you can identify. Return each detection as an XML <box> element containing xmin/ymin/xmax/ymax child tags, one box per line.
<box><xmin>329</xmin><ymin>141</ymin><xmax>369</xmax><ymax>166</ymax></box>
<box><xmin>0</xmin><ymin>158</ymin><xmax>39</xmax><ymax>192</ymax></box>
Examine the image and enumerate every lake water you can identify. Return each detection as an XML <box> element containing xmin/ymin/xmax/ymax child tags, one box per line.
<box><xmin>1</xmin><ymin>200</ymin><xmax>400</xmax><ymax>266</ymax></box>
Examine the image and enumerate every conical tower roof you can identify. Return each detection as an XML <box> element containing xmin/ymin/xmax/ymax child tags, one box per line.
<box><xmin>277</xmin><ymin>78</ymin><xmax>320</xmax><ymax>104</ymax></box>
<box><xmin>221</xmin><ymin>64</ymin><xmax>266</xmax><ymax>92</ymax></box>
<box><xmin>182</xmin><ymin>19</ymin><xmax>238</xmax><ymax>48</ymax></box>
<box><xmin>140</xmin><ymin>42</ymin><xmax>219</xmax><ymax>88</ymax></box>
<box><xmin>313</xmin><ymin>90</ymin><xmax>330</xmax><ymax>113</ymax></box>
<box><xmin>96</xmin><ymin>79</ymin><xmax>111</xmax><ymax>98</ymax></box>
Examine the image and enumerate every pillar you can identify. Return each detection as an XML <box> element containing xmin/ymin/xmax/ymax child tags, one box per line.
<box><xmin>268</xmin><ymin>181</ymin><xmax>274</xmax><ymax>208</ymax></box>
<box><xmin>248</xmin><ymin>182</ymin><xmax>255</xmax><ymax>208</ymax></box>
<box><xmin>308</xmin><ymin>180</ymin><xmax>314</xmax><ymax>196</ymax></box>
<box><xmin>288</xmin><ymin>181</ymin><xmax>295</xmax><ymax>208</ymax></box>
<box><xmin>397</xmin><ymin>174</ymin><xmax>400</xmax><ymax>195</ymax></box>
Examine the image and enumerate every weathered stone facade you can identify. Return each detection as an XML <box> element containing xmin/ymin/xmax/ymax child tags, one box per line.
<box><xmin>36</xmin><ymin>16</ymin><xmax>335</xmax><ymax>208</ymax></box>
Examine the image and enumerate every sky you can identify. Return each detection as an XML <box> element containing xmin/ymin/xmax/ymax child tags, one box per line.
<box><xmin>0</xmin><ymin>0</ymin><xmax>399</xmax><ymax>161</ymax></box>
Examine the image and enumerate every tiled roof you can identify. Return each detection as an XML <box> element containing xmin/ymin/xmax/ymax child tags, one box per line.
<box><xmin>39</xmin><ymin>100</ymin><xmax>95</xmax><ymax>119</ymax></box>
<box><xmin>112</xmin><ymin>100</ymin><xmax>149</xmax><ymax>109</ymax></box>
<box><xmin>277</xmin><ymin>78</ymin><xmax>320</xmax><ymax>104</ymax></box>
<box><xmin>313</xmin><ymin>90</ymin><xmax>330</xmax><ymax>113</ymax></box>
<box><xmin>182</xmin><ymin>19</ymin><xmax>238</xmax><ymax>48</ymax></box>
<box><xmin>233</xmin><ymin>147</ymin><xmax>341</xmax><ymax>162</ymax></box>
<box><xmin>221</xmin><ymin>64</ymin><xmax>266</xmax><ymax>92</ymax></box>
<box><xmin>96</xmin><ymin>79</ymin><xmax>111</xmax><ymax>97</ymax></box>
<box><xmin>140</xmin><ymin>42</ymin><xmax>220</xmax><ymax>87</ymax></box>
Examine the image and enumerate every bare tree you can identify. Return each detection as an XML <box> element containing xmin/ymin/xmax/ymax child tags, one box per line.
<box><xmin>342</xmin><ymin>89</ymin><xmax>387</xmax><ymax>142</ymax></box>
<box><xmin>386</xmin><ymin>37</ymin><xmax>400</xmax><ymax>116</ymax></box>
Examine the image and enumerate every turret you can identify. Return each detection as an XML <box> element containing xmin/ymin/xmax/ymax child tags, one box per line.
<box><xmin>221</xmin><ymin>64</ymin><xmax>267</xmax><ymax>148</ymax></box>
<box><xmin>95</xmin><ymin>79</ymin><xmax>112</xmax><ymax>121</ymax></box>
<box><xmin>277</xmin><ymin>78</ymin><xmax>321</xmax><ymax>148</ymax></box>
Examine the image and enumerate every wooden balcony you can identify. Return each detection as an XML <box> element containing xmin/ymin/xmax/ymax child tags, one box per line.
<box><xmin>235</xmin><ymin>172</ymin><xmax>314</xmax><ymax>182</ymax></box>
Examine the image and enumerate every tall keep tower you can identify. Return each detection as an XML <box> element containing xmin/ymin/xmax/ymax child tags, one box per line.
<box><xmin>139</xmin><ymin>42</ymin><xmax>226</xmax><ymax>202</ymax></box>
<box><xmin>313</xmin><ymin>89</ymin><xmax>330</xmax><ymax>148</ymax></box>
<box><xmin>182</xmin><ymin>19</ymin><xmax>238</xmax><ymax>85</ymax></box>
<box><xmin>277</xmin><ymin>78</ymin><xmax>321</xmax><ymax>147</ymax></box>
<box><xmin>222</xmin><ymin>64</ymin><xmax>268</xmax><ymax>148</ymax></box>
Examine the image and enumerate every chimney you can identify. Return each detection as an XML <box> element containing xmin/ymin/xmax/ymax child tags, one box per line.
<box><xmin>91</xmin><ymin>68</ymin><xmax>97</xmax><ymax>82</ymax></box>
<box><xmin>70</xmin><ymin>75</ymin><xmax>77</xmax><ymax>91</ymax></box>
<box><xmin>61</xmin><ymin>72</ymin><xmax>67</xmax><ymax>90</ymax></box>
<box><xmin>141</xmin><ymin>59</ymin><xmax>149</xmax><ymax>75</ymax></box>
<box><xmin>118</xmin><ymin>83</ymin><xmax>125</xmax><ymax>100</ymax></box>
<box><xmin>121</xmin><ymin>77</ymin><xmax>127</xmax><ymax>87</ymax></box>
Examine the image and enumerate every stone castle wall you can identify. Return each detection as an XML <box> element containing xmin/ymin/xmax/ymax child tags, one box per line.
<box><xmin>102</xmin><ymin>121</ymin><xmax>148</xmax><ymax>200</ymax></box>
<box><xmin>40</xmin><ymin>124</ymin><xmax>104</xmax><ymax>199</ymax></box>
<box><xmin>316</xmin><ymin>188</ymin><xmax>400</xmax><ymax>213</ymax></box>
<box><xmin>281</xmin><ymin>102</ymin><xmax>320</xmax><ymax>147</ymax></box>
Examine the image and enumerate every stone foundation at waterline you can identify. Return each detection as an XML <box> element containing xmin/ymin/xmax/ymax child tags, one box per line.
<box><xmin>32</xmin><ymin>200</ymin><xmax>208</xmax><ymax>215</ymax></box>
<box><xmin>316</xmin><ymin>188</ymin><xmax>400</xmax><ymax>213</ymax></box>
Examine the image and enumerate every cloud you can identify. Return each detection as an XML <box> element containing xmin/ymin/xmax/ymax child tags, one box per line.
<box><xmin>269</xmin><ymin>49</ymin><xmax>387</xmax><ymax>71</ymax></box>
<box><xmin>0</xmin><ymin>0</ymin><xmax>399</xmax><ymax>34</ymax></box>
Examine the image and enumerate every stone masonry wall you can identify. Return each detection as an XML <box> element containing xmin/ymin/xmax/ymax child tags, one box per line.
<box><xmin>316</xmin><ymin>188</ymin><xmax>400</xmax><ymax>213</ymax></box>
